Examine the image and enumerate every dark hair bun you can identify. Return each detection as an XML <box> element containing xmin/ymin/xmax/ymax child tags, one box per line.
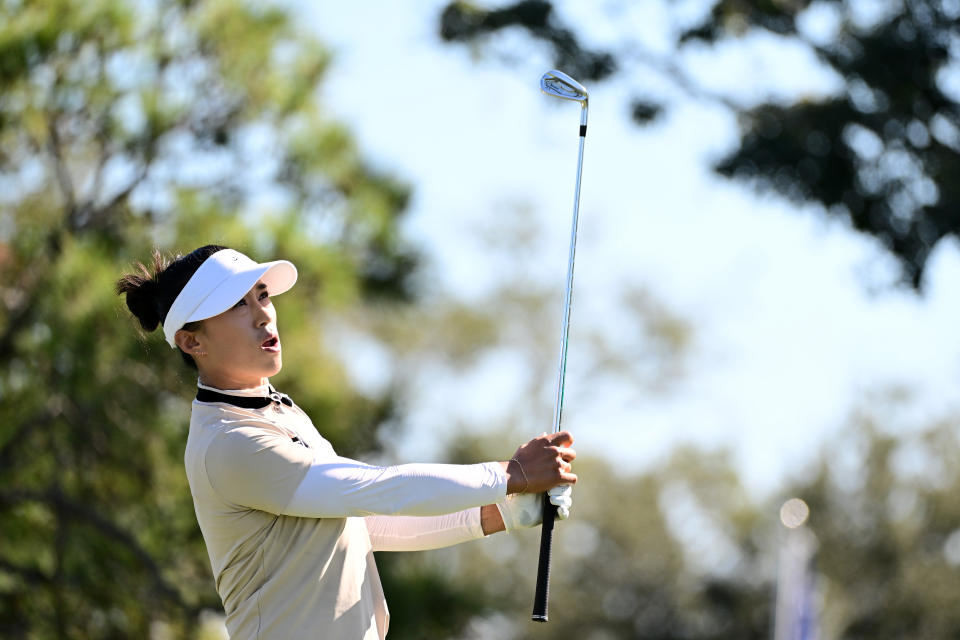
<box><xmin>116</xmin><ymin>254</ymin><xmax>166</xmax><ymax>332</ymax></box>
<box><xmin>116</xmin><ymin>245</ymin><xmax>229</xmax><ymax>336</ymax></box>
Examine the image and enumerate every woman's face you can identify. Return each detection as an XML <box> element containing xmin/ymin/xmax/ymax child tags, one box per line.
<box><xmin>182</xmin><ymin>279</ymin><xmax>284</xmax><ymax>389</ymax></box>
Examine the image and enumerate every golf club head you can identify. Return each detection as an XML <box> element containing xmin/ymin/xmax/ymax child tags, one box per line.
<box><xmin>540</xmin><ymin>70</ymin><xmax>588</xmax><ymax>105</ymax></box>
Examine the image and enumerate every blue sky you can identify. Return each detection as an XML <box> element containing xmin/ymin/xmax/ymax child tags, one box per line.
<box><xmin>290</xmin><ymin>1</ymin><xmax>960</xmax><ymax>495</ymax></box>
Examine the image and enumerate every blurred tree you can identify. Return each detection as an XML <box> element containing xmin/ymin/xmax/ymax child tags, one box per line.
<box><xmin>0</xmin><ymin>0</ymin><xmax>433</xmax><ymax>637</ymax></box>
<box><xmin>790</xmin><ymin>407</ymin><xmax>960</xmax><ymax>638</ymax></box>
<box><xmin>438</xmin><ymin>0</ymin><xmax>960</xmax><ymax>288</ymax></box>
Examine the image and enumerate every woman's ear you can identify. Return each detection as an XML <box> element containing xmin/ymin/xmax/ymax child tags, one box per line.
<box><xmin>175</xmin><ymin>328</ymin><xmax>205</xmax><ymax>357</ymax></box>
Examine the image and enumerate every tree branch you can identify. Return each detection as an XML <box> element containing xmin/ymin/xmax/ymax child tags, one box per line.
<box><xmin>0</xmin><ymin>271</ymin><xmax>43</xmax><ymax>365</ymax></box>
<box><xmin>0</xmin><ymin>489</ymin><xmax>201</xmax><ymax>618</ymax></box>
<box><xmin>0</xmin><ymin>408</ymin><xmax>59</xmax><ymax>472</ymax></box>
<box><xmin>46</xmin><ymin>113</ymin><xmax>77</xmax><ymax>218</ymax></box>
<box><xmin>0</xmin><ymin>557</ymin><xmax>53</xmax><ymax>586</ymax></box>
<box><xmin>618</xmin><ymin>42</ymin><xmax>740</xmax><ymax>112</ymax></box>
<box><xmin>94</xmin><ymin>162</ymin><xmax>150</xmax><ymax>222</ymax></box>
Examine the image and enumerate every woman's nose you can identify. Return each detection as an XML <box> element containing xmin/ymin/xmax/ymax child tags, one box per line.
<box><xmin>254</xmin><ymin>302</ymin><xmax>272</xmax><ymax>326</ymax></box>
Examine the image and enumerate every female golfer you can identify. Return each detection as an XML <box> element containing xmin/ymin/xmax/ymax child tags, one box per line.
<box><xmin>117</xmin><ymin>245</ymin><xmax>576</xmax><ymax>639</ymax></box>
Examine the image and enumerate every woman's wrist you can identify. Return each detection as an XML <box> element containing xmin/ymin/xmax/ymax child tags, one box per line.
<box><xmin>480</xmin><ymin>504</ymin><xmax>505</xmax><ymax>535</ymax></box>
<box><xmin>501</xmin><ymin>458</ymin><xmax>529</xmax><ymax>495</ymax></box>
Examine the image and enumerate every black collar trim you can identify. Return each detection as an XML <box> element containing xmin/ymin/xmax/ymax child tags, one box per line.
<box><xmin>196</xmin><ymin>387</ymin><xmax>293</xmax><ymax>409</ymax></box>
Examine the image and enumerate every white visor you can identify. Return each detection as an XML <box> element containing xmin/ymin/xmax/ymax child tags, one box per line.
<box><xmin>162</xmin><ymin>249</ymin><xmax>298</xmax><ymax>348</ymax></box>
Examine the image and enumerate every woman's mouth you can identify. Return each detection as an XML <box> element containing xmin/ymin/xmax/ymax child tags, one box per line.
<box><xmin>261</xmin><ymin>336</ymin><xmax>280</xmax><ymax>353</ymax></box>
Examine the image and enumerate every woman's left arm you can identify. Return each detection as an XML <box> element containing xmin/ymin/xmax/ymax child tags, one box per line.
<box><xmin>366</xmin><ymin>505</ymin><xmax>505</xmax><ymax>552</ymax></box>
<box><xmin>366</xmin><ymin>487</ymin><xmax>574</xmax><ymax>552</ymax></box>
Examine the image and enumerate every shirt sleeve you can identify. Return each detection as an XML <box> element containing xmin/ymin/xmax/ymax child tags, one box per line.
<box><xmin>365</xmin><ymin>509</ymin><xmax>486</xmax><ymax>552</ymax></box>
<box><xmin>204</xmin><ymin>426</ymin><xmax>313</xmax><ymax>514</ymax></box>
<box><xmin>282</xmin><ymin>456</ymin><xmax>508</xmax><ymax>519</ymax></box>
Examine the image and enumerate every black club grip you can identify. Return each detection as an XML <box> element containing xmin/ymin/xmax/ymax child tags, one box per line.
<box><xmin>531</xmin><ymin>493</ymin><xmax>557</xmax><ymax>622</ymax></box>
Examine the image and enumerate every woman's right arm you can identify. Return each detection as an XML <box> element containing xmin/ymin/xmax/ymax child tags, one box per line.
<box><xmin>283</xmin><ymin>457</ymin><xmax>507</xmax><ymax>518</ymax></box>
<box><xmin>205</xmin><ymin>427</ymin><xmax>576</xmax><ymax>519</ymax></box>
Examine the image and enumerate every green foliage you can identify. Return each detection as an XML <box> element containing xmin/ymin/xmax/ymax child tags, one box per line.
<box><xmin>793</xmin><ymin>412</ymin><xmax>960</xmax><ymax>638</ymax></box>
<box><xmin>709</xmin><ymin>0</ymin><xmax>960</xmax><ymax>288</ymax></box>
<box><xmin>376</xmin><ymin>552</ymin><xmax>493</xmax><ymax>639</ymax></box>
<box><xmin>439</xmin><ymin>0</ymin><xmax>616</xmax><ymax>82</ymax></box>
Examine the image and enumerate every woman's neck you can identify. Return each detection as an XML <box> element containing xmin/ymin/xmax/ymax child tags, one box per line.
<box><xmin>197</xmin><ymin>371</ymin><xmax>268</xmax><ymax>391</ymax></box>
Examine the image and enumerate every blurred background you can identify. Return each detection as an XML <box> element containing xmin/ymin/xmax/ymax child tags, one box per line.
<box><xmin>3</xmin><ymin>0</ymin><xmax>960</xmax><ymax>637</ymax></box>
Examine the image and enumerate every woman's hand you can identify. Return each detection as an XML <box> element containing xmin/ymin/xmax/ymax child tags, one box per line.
<box><xmin>482</xmin><ymin>485</ymin><xmax>575</xmax><ymax>534</ymax></box>
<box><xmin>502</xmin><ymin>431</ymin><xmax>577</xmax><ymax>495</ymax></box>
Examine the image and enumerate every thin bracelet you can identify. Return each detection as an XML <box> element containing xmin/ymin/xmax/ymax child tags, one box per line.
<box><xmin>510</xmin><ymin>458</ymin><xmax>529</xmax><ymax>493</ymax></box>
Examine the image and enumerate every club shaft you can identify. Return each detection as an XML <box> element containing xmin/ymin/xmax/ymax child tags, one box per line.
<box><xmin>550</xmin><ymin>106</ymin><xmax>589</xmax><ymax>438</ymax></box>
<box><xmin>550</xmin><ymin>126</ymin><xmax>586</xmax><ymax>436</ymax></box>
<box><xmin>532</xmin><ymin>104</ymin><xmax>587</xmax><ymax>623</ymax></box>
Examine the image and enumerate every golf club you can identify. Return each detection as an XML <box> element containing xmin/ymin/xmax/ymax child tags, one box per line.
<box><xmin>532</xmin><ymin>69</ymin><xmax>589</xmax><ymax>624</ymax></box>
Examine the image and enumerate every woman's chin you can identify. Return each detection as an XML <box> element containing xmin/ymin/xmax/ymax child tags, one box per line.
<box><xmin>266</xmin><ymin>354</ymin><xmax>283</xmax><ymax>376</ymax></box>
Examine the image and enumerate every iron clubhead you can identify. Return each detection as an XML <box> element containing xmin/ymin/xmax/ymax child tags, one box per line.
<box><xmin>540</xmin><ymin>70</ymin><xmax>588</xmax><ymax>104</ymax></box>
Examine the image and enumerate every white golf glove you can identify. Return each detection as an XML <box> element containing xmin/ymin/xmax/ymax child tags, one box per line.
<box><xmin>550</xmin><ymin>484</ymin><xmax>573</xmax><ymax>519</ymax></box>
<box><xmin>496</xmin><ymin>485</ymin><xmax>574</xmax><ymax>533</ymax></box>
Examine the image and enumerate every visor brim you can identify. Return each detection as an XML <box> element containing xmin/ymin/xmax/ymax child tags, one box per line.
<box><xmin>185</xmin><ymin>260</ymin><xmax>297</xmax><ymax>323</ymax></box>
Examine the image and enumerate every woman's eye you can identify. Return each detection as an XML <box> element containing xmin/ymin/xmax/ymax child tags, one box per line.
<box><xmin>259</xmin><ymin>291</ymin><xmax>270</xmax><ymax>301</ymax></box>
<box><xmin>234</xmin><ymin>299</ymin><xmax>246</xmax><ymax>308</ymax></box>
